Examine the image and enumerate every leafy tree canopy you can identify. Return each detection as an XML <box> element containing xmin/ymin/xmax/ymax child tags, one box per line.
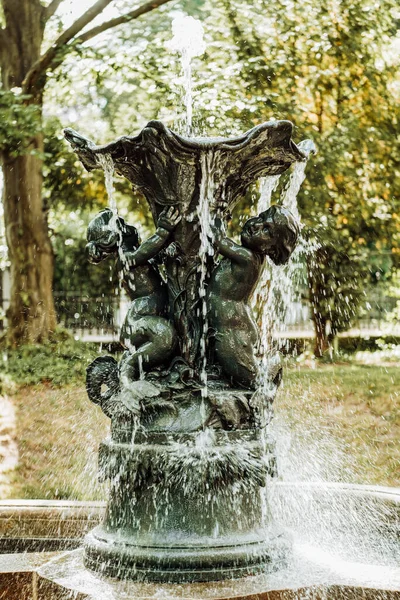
<box><xmin>37</xmin><ymin>0</ymin><xmax>400</xmax><ymax>351</ymax></box>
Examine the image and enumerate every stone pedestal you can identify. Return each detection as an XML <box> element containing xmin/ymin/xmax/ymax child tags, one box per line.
<box><xmin>84</xmin><ymin>428</ymin><xmax>290</xmax><ymax>582</ymax></box>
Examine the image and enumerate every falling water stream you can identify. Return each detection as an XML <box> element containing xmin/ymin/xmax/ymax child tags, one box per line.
<box><xmin>254</xmin><ymin>158</ymin><xmax>316</xmax><ymax>370</ymax></box>
<box><xmin>95</xmin><ymin>153</ymin><xmax>142</xmax><ymax>384</ymax></box>
<box><xmin>258</xmin><ymin>174</ymin><xmax>281</xmax><ymax>213</ymax></box>
<box><xmin>197</xmin><ymin>151</ymin><xmax>217</xmax><ymax>395</ymax></box>
<box><xmin>168</xmin><ymin>14</ymin><xmax>216</xmax><ymax>393</ymax></box>
<box><xmin>281</xmin><ymin>161</ymin><xmax>308</xmax><ymax>219</ymax></box>
<box><xmin>253</xmin><ymin>174</ymin><xmax>282</xmax><ymax>361</ymax></box>
<box><xmin>96</xmin><ymin>153</ymin><xmax>123</xmax><ymax>258</ymax></box>
<box><xmin>254</xmin><ymin>138</ymin><xmax>317</xmax><ymax>362</ymax></box>
<box><xmin>97</xmin><ymin>154</ymin><xmax>116</xmax><ymax>213</ymax></box>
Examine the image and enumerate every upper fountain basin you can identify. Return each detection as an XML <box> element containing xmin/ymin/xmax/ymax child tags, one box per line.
<box><xmin>64</xmin><ymin>119</ymin><xmax>315</xmax><ymax>220</ymax></box>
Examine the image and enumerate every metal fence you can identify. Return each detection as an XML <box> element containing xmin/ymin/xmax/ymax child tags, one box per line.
<box><xmin>0</xmin><ymin>293</ymin><xmax>122</xmax><ymax>338</ymax></box>
<box><xmin>279</xmin><ymin>293</ymin><xmax>399</xmax><ymax>337</ymax></box>
<box><xmin>0</xmin><ymin>292</ymin><xmax>399</xmax><ymax>340</ymax></box>
<box><xmin>53</xmin><ymin>292</ymin><xmax>121</xmax><ymax>336</ymax></box>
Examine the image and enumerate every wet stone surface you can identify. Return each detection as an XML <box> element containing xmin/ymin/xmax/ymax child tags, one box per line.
<box><xmin>0</xmin><ymin>486</ymin><xmax>398</xmax><ymax>597</ymax></box>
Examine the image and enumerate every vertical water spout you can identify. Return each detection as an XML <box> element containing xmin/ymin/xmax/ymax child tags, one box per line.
<box><xmin>168</xmin><ymin>15</ymin><xmax>206</xmax><ymax>136</ymax></box>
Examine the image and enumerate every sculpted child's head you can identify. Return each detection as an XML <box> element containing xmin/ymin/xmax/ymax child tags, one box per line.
<box><xmin>86</xmin><ymin>209</ymin><xmax>140</xmax><ymax>264</ymax></box>
<box><xmin>241</xmin><ymin>204</ymin><xmax>300</xmax><ymax>265</ymax></box>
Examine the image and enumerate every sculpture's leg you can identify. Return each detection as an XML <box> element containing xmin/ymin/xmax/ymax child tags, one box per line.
<box><xmin>215</xmin><ymin>330</ymin><xmax>259</xmax><ymax>388</ymax></box>
<box><xmin>119</xmin><ymin>316</ymin><xmax>177</xmax><ymax>383</ymax></box>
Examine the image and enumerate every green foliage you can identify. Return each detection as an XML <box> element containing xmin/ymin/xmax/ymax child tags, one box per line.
<box><xmin>41</xmin><ymin>120</ymin><xmax>157</xmax><ymax>300</ymax></box>
<box><xmin>43</xmin><ymin>117</ymin><xmax>109</xmax><ymax>211</ymax></box>
<box><xmin>0</xmin><ymin>331</ymin><xmax>100</xmax><ymax>387</ymax></box>
<box><xmin>193</xmin><ymin>0</ymin><xmax>400</xmax><ymax>345</ymax></box>
<box><xmin>42</xmin><ymin>0</ymin><xmax>400</xmax><ymax>348</ymax></box>
<box><xmin>0</xmin><ymin>90</ymin><xmax>41</xmax><ymax>156</ymax></box>
<box><xmin>42</xmin><ymin>118</ymin><xmax>120</xmax><ymax>297</ymax></box>
<box><xmin>53</xmin><ymin>230</ymin><xmax>120</xmax><ymax>297</ymax></box>
<box><xmin>307</xmin><ymin>244</ymin><xmax>367</xmax><ymax>338</ymax></box>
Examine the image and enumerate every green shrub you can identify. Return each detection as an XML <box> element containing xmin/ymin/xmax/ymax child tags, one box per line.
<box><xmin>0</xmin><ymin>332</ymin><xmax>102</xmax><ymax>387</ymax></box>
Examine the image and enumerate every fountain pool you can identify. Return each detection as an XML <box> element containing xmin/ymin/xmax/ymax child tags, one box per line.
<box><xmin>0</xmin><ymin>482</ymin><xmax>398</xmax><ymax>598</ymax></box>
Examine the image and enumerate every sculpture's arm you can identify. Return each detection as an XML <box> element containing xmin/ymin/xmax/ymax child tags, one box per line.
<box><xmin>124</xmin><ymin>207</ymin><xmax>180</xmax><ymax>267</ymax></box>
<box><xmin>124</xmin><ymin>230</ymin><xmax>170</xmax><ymax>267</ymax></box>
<box><xmin>211</xmin><ymin>217</ymin><xmax>253</xmax><ymax>265</ymax></box>
<box><xmin>215</xmin><ymin>237</ymin><xmax>253</xmax><ymax>265</ymax></box>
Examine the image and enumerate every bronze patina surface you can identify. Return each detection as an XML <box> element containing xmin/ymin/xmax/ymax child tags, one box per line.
<box><xmin>64</xmin><ymin>121</ymin><xmax>314</xmax><ymax>582</ymax></box>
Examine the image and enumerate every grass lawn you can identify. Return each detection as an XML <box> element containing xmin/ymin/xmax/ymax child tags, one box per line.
<box><xmin>9</xmin><ymin>384</ymin><xmax>108</xmax><ymax>500</ymax></box>
<box><xmin>4</xmin><ymin>360</ymin><xmax>400</xmax><ymax>500</ymax></box>
<box><xmin>276</xmin><ymin>363</ymin><xmax>400</xmax><ymax>487</ymax></box>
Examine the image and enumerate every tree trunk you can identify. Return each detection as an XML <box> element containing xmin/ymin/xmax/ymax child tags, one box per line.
<box><xmin>312</xmin><ymin>311</ymin><xmax>329</xmax><ymax>358</ymax></box>
<box><xmin>2</xmin><ymin>137</ymin><xmax>56</xmax><ymax>345</ymax></box>
<box><xmin>1</xmin><ymin>0</ymin><xmax>56</xmax><ymax>345</ymax></box>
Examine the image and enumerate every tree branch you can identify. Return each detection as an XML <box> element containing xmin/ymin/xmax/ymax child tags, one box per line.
<box><xmin>23</xmin><ymin>0</ymin><xmax>114</xmax><ymax>93</ymax></box>
<box><xmin>76</xmin><ymin>0</ymin><xmax>175</xmax><ymax>44</ymax></box>
<box><xmin>23</xmin><ymin>0</ymin><xmax>175</xmax><ymax>94</ymax></box>
<box><xmin>44</xmin><ymin>0</ymin><xmax>64</xmax><ymax>21</ymax></box>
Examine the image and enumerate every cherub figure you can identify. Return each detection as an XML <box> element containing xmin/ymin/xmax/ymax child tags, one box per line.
<box><xmin>208</xmin><ymin>205</ymin><xmax>299</xmax><ymax>389</ymax></box>
<box><xmin>86</xmin><ymin>206</ymin><xmax>180</xmax><ymax>386</ymax></box>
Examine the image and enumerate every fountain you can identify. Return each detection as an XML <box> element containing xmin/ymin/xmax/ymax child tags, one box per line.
<box><xmin>0</xmin><ymin>120</ymin><xmax>398</xmax><ymax>600</ymax></box>
<box><xmin>0</xmin><ymin>19</ymin><xmax>398</xmax><ymax>600</ymax></box>
<box><xmin>60</xmin><ymin>118</ymin><xmax>311</xmax><ymax>583</ymax></box>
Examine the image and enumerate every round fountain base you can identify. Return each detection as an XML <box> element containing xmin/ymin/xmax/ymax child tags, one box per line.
<box><xmin>0</xmin><ymin>484</ymin><xmax>398</xmax><ymax>598</ymax></box>
<box><xmin>83</xmin><ymin>525</ymin><xmax>290</xmax><ymax>582</ymax></box>
<box><xmin>83</xmin><ymin>428</ymin><xmax>286</xmax><ymax>583</ymax></box>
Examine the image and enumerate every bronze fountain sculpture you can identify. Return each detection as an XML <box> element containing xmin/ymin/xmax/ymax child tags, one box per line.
<box><xmin>64</xmin><ymin>119</ymin><xmax>313</xmax><ymax>583</ymax></box>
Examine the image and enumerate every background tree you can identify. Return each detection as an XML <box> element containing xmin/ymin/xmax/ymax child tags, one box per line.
<box><xmin>4</xmin><ymin>0</ymin><xmax>398</xmax><ymax>353</ymax></box>
<box><xmin>193</xmin><ymin>0</ymin><xmax>400</xmax><ymax>354</ymax></box>
<box><xmin>103</xmin><ymin>0</ymin><xmax>400</xmax><ymax>355</ymax></box>
<box><xmin>0</xmin><ymin>0</ymin><xmax>174</xmax><ymax>346</ymax></box>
